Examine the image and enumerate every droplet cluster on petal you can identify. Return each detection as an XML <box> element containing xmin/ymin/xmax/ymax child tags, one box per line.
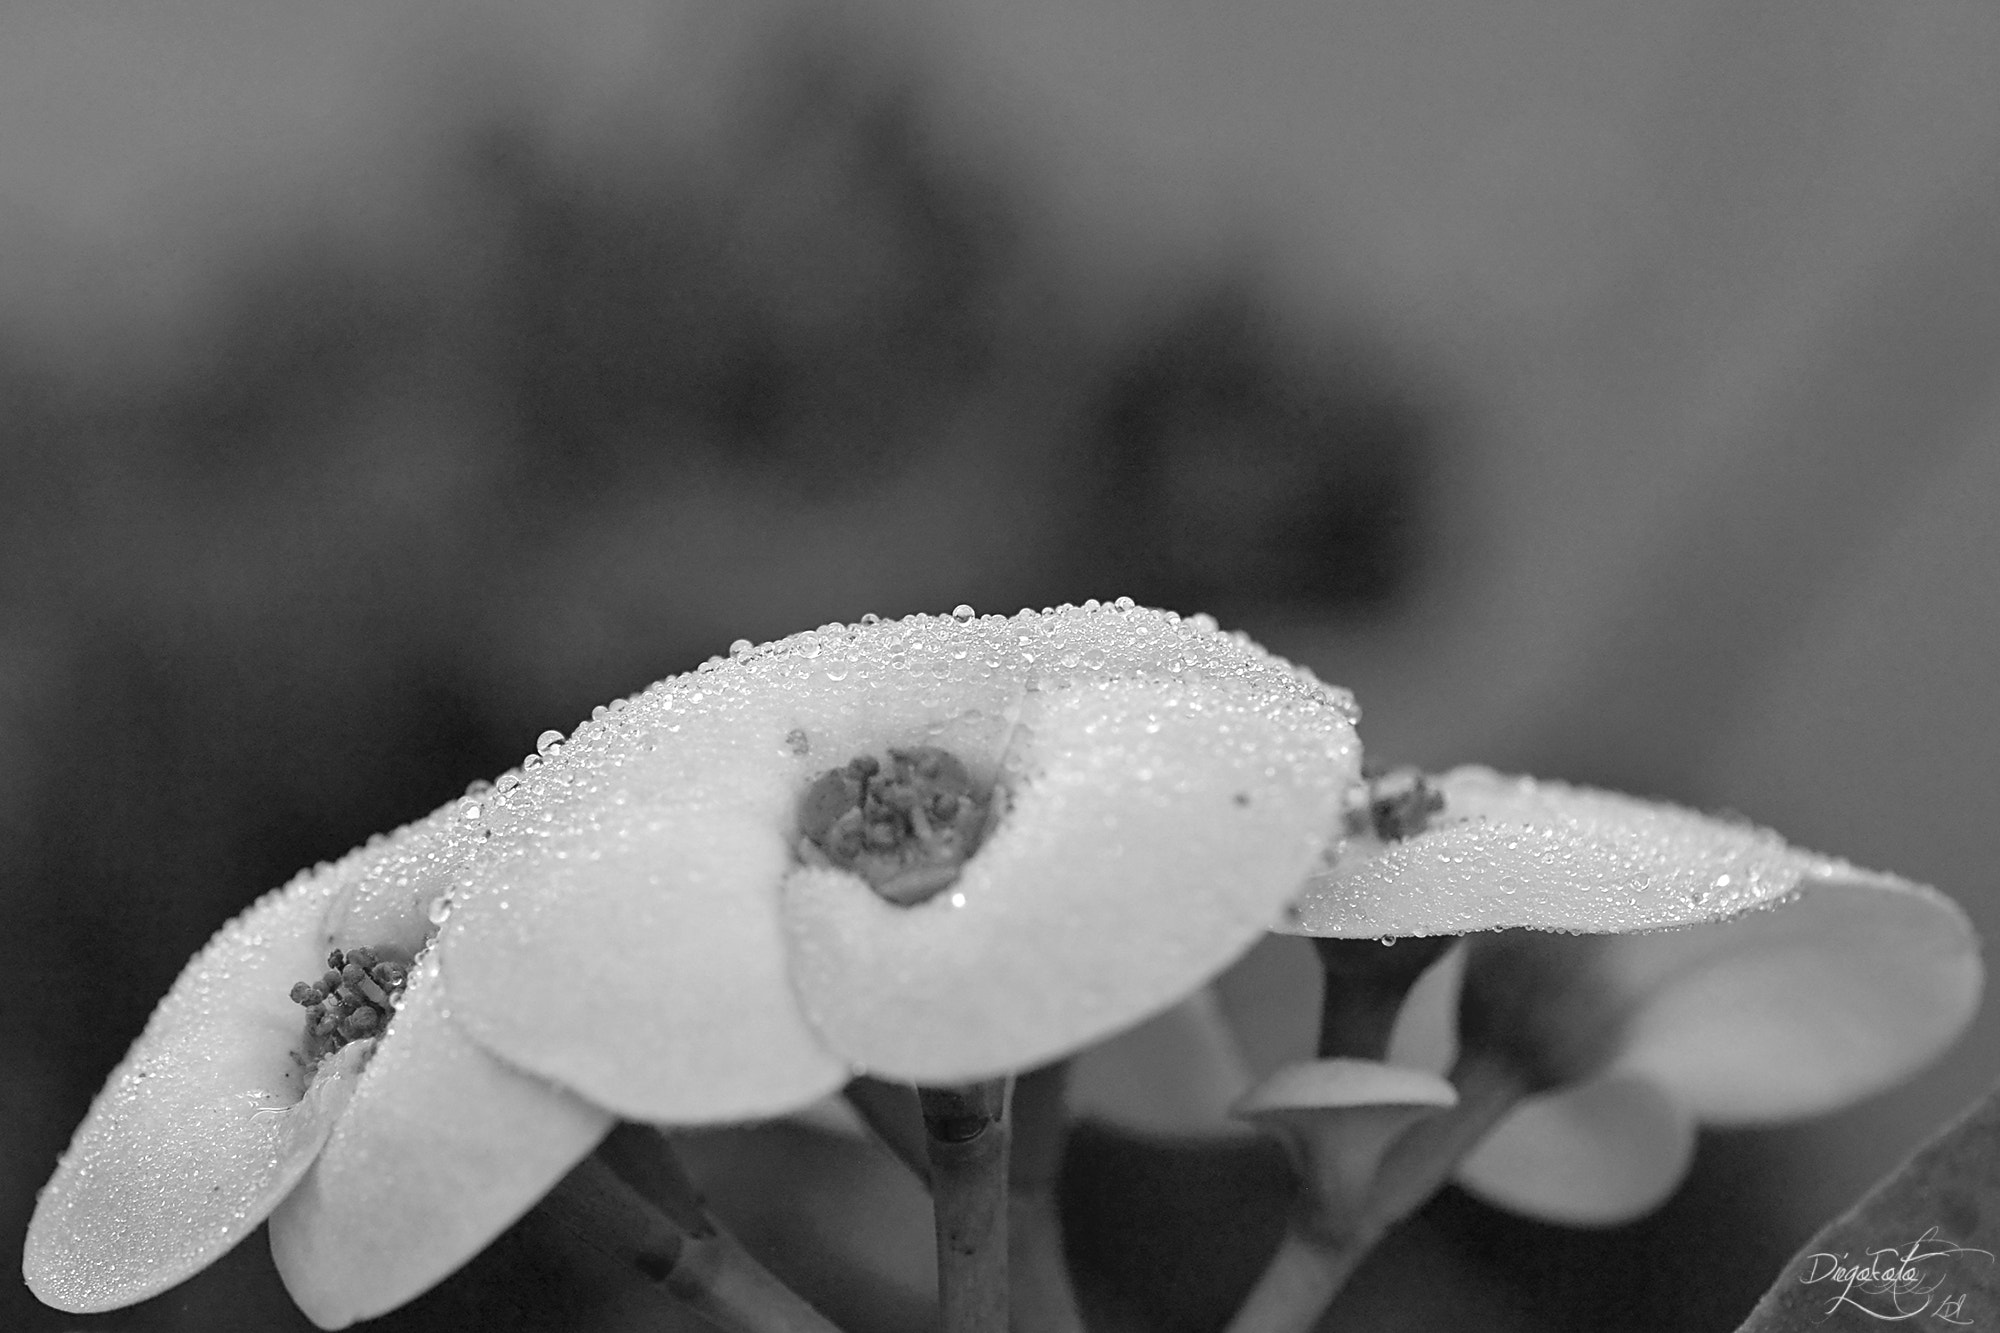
<box><xmin>1290</xmin><ymin>766</ymin><xmax>1843</xmax><ymax>937</ymax></box>
<box><xmin>438</xmin><ymin>602</ymin><xmax>1364</xmax><ymax>1118</ymax></box>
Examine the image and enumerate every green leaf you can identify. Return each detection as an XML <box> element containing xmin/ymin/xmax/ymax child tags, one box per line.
<box><xmin>1735</xmin><ymin>1080</ymin><xmax>2000</xmax><ymax>1330</ymax></box>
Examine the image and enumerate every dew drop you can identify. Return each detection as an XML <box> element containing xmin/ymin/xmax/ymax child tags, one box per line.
<box><xmin>860</xmin><ymin>612</ymin><xmax>881</xmax><ymax>625</ymax></box>
<box><xmin>952</xmin><ymin>604</ymin><xmax>976</xmax><ymax>622</ymax></box>
<box><xmin>427</xmin><ymin>893</ymin><xmax>456</xmax><ymax>926</ymax></box>
<box><xmin>825</xmin><ymin>665</ymin><xmax>849</xmax><ymax>681</ymax></box>
<box><xmin>1115</xmin><ymin>595</ymin><xmax>1136</xmax><ymax>611</ymax></box>
<box><xmin>459</xmin><ymin>800</ymin><xmax>483</xmax><ymax>822</ymax></box>
<box><xmin>536</xmin><ymin>729</ymin><xmax>565</xmax><ymax>757</ymax></box>
<box><xmin>729</xmin><ymin>638</ymin><xmax>753</xmax><ymax>657</ymax></box>
<box><xmin>522</xmin><ymin>753</ymin><xmax>542</xmax><ymax>770</ymax></box>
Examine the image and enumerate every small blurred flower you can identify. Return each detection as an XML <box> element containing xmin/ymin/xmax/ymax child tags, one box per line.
<box><xmin>26</xmin><ymin>601</ymin><xmax>1362</xmax><ymax>1327</ymax></box>
<box><xmin>23</xmin><ymin>801</ymin><xmax>613</xmax><ymax>1328</ymax></box>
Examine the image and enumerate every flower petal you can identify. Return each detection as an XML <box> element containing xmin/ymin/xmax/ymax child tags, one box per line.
<box><xmin>268</xmin><ymin>953</ymin><xmax>612</xmax><ymax>1330</ymax></box>
<box><xmin>781</xmin><ymin>675</ymin><xmax>1359</xmax><ymax>1081</ymax></box>
<box><xmin>1289</xmin><ymin>766</ymin><xmax>1832</xmax><ymax>937</ymax></box>
<box><xmin>1454</xmin><ymin>1072</ymin><xmax>1695</xmax><ymax>1226</ymax></box>
<box><xmin>438</xmin><ymin>686</ymin><xmax>851</xmax><ymax>1121</ymax></box>
<box><xmin>442</xmin><ymin>605</ymin><xmax>1357</xmax><ymax>1114</ymax></box>
<box><xmin>24</xmin><ymin>874</ymin><xmax>353</xmax><ymax>1312</ymax></box>
<box><xmin>1234</xmin><ymin>1059</ymin><xmax>1458</xmax><ymax>1218</ymax></box>
<box><xmin>1607</xmin><ymin>870</ymin><xmax>1980</xmax><ymax>1123</ymax></box>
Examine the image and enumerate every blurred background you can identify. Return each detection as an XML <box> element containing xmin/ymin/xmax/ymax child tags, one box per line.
<box><xmin>5</xmin><ymin>2</ymin><xmax>1999</xmax><ymax>1329</ymax></box>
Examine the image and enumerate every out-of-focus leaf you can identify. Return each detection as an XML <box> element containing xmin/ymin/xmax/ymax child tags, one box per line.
<box><xmin>1735</xmin><ymin>1080</ymin><xmax>2000</xmax><ymax>1331</ymax></box>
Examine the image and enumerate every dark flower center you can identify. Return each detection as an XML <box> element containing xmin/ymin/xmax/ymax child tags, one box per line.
<box><xmin>1346</xmin><ymin>769</ymin><xmax>1445</xmax><ymax>842</ymax></box>
<box><xmin>796</xmin><ymin>746</ymin><xmax>993</xmax><ymax>906</ymax></box>
<box><xmin>288</xmin><ymin>945</ymin><xmax>413</xmax><ymax>1063</ymax></box>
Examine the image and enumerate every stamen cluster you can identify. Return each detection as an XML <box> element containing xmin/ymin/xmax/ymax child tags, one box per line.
<box><xmin>1346</xmin><ymin>769</ymin><xmax>1446</xmax><ymax>843</ymax></box>
<box><xmin>289</xmin><ymin>946</ymin><xmax>410</xmax><ymax>1059</ymax></box>
<box><xmin>797</xmin><ymin>747</ymin><xmax>992</xmax><ymax>906</ymax></box>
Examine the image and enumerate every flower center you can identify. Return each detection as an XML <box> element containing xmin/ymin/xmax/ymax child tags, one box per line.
<box><xmin>1345</xmin><ymin>769</ymin><xmax>1445</xmax><ymax>842</ymax></box>
<box><xmin>796</xmin><ymin>746</ymin><xmax>993</xmax><ymax>906</ymax></box>
<box><xmin>288</xmin><ymin>945</ymin><xmax>413</xmax><ymax>1063</ymax></box>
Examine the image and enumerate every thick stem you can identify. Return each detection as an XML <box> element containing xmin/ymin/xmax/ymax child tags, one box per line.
<box><xmin>1313</xmin><ymin>936</ymin><xmax>1453</xmax><ymax>1059</ymax></box>
<box><xmin>1222</xmin><ymin>1224</ymin><xmax>1366</xmax><ymax>1333</ymax></box>
<box><xmin>540</xmin><ymin>1136</ymin><xmax>849</xmax><ymax>1333</ymax></box>
<box><xmin>921</xmin><ymin>1078</ymin><xmax>1014</xmax><ymax>1333</ymax></box>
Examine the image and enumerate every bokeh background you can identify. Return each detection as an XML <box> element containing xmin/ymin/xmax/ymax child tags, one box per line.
<box><xmin>6</xmin><ymin>2</ymin><xmax>1999</xmax><ymax>1329</ymax></box>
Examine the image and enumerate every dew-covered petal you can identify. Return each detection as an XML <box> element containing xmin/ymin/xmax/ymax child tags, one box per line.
<box><xmin>441</xmin><ymin>604</ymin><xmax>1354</xmax><ymax>1114</ymax></box>
<box><xmin>1454</xmin><ymin>1073</ymin><xmax>1695</xmax><ymax>1226</ymax></box>
<box><xmin>1289</xmin><ymin>767</ymin><xmax>1831</xmax><ymax>937</ymax></box>
<box><xmin>782</xmin><ymin>675</ymin><xmax>1359</xmax><ymax>1082</ymax></box>
<box><xmin>438</xmin><ymin>676</ymin><xmax>852</xmax><ymax>1121</ymax></box>
<box><xmin>1605</xmin><ymin>871</ymin><xmax>1980</xmax><ymax>1123</ymax></box>
<box><xmin>269</xmin><ymin>954</ymin><xmax>612</xmax><ymax>1330</ymax></box>
<box><xmin>24</xmin><ymin>876</ymin><xmax>357</xmax><ymax>1312</ymax></box>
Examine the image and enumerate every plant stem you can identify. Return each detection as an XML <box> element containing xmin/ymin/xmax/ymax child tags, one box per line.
<box><xmin>1223</xmin><ymin>1223</ymin><xmax>1367</xmax><ymax>1333</ymax></box>
<box><xmin>1313</xmin><ymin>936</ymin><xmax>1453</xmax><ymax>1059</ymax></box>
<box><xmin>920</xmin><ymin>1078</ymin><xmax>1014</xmax><ymax>1333</ymax></box>
<box><xmin>540</xmin><ymin>1134</ymin><xmax>849</xmax><ymax>1333</ymax></box>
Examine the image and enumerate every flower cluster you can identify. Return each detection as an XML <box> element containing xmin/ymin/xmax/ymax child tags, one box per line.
<box><xmin>26</xmin><ymin>602</ymin><xmax>1363</xmax><ymax>1326</ymax></box>
<box><xmin>23</xmin><ymin>604</ymin><xmax>1979</xmax><ymax>1331</ymax></box>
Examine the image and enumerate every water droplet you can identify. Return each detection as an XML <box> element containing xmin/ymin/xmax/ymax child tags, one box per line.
<box><xmin>496</xmin><ymin>771</ymin><xmax>521</xmax><ymax>793</ymax></box>
<box><xmin>825</xmin><ymin>665</ymin><xmax>849</xmax><ymax>681</ymax></box>
<box><xmin>427</xmin><ymin>893</ymin><xmax>455</xmax><ymax>926</ymax></box>
<box><xmin>860</xmin><ymin>612</ymin><xmax>881</xmax><ymax>625</ymax></box>
<box><xmin>1115</xmin><ymin>595</ymin><xmax>1136</xmax><ymax>611</ymax></box>
<box><xmin>522</xmin><ymin>753</ymin><xmax>542</xmax><ymax>770</ymax></box>
<box><xmin>536</xmin><ymin>729</ymin><xmax>565</xmax><ymax>757</ymax></box>
<box><xmin>458</xmin><ymin>799</ymin><xmax>483</xmax><ymax>822</ymax></box>
<box><xmin>729</xmin><ymin>638</ymin><xmax>752</xmax><ymax>657</ymax></box>
<box><xmin>464</xmin><ymin>778</ymin><xmax>493</xmax><ymax>798</ymax></box>
<box><xmin>951</xmin><ymin>604</ymin><xmax>976</xmax><ymax>622</ymax></box>
<box><xmin>1082</xmin><ymin>598</ymin><xmax>1101</xmax><ymax>611</ymax></box>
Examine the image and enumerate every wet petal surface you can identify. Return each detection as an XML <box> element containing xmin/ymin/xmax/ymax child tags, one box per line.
<box><xmin>783</xmin><ymin>676</ymin><xmax>1359</xmax><ymax>1081</ymax></box>
<box><xmin>1291</xmin><ymin>767</ymin><xmax>1834</xmax><ymax>937</ymax></box>
<box><xmin>269</xmin><ymin>953</ymin><xmax>612</xmax><ymax>1329</ymax></box>
<box><xmin>437</xmin><ymin>680</ymin><xmax>851</xmax><ymax>1122</ymax></box>
<box><xmin>441</xmin><ymin>605</ymin><xmax>1357</xmax><ymax>1110</ymax></box>
<box><xmin>25</xmin><ymin>876</ymin><xmax>351</xmax><ymax>1312</ymax></box>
